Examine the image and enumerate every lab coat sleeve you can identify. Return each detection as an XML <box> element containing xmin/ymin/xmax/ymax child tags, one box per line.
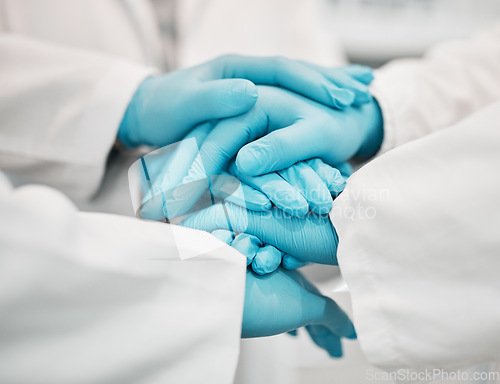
<box><xmin>0</xmin><ymin>174</ymin><xmax>246</xmax><ymax>384</ymax></box>
<box><xmin>0</xmin><ymin>34</ymin><xmax>157</xmax><ymax>202</ymax></box>
<box><xmin>371</xmin><ymin>23</ymin><xmax>500</xmax><ymax>154</ymax></box>
<box><xmin>331</xmin><ymin>101</ymin><xmax>500</xmax><ymax>370</ymax></box>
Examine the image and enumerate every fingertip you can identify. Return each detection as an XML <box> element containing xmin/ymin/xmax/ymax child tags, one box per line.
<box><xmin>359</xmin><ymin>71</ymin><xmax>375</xmax><ymax>84</ymax></box>
<box><xmin>240</xmin><ymin>185</ymin><xmax>273</xmax><ymax>211</ymax></box>
<box><xmin>251</xmin><ymin>254</ymin><xmax>268</xmax><ymax>275</ymax></box>
<box><xmin>252</xmin><ymin>246</ymin><xmax>282</xmax><ymax>275</ymax></box>
<box><xmin>342</xmin><ymin>64</ymin><xmax>374</xmax><ymax>85</ymax></box>
<box><xmin>249</xmin><ymin>192</ymin><xmax>273</xmax><ymax>211</ymax></box>
<box><xmin>330</xmin><ymin>88</ymin><xmax>355</xmax><ymax>108</ymax></box>
<box><xmin>229</xmin><ymin>80</ymin><xmax>259</xmax><ymax>112</ymax></box>
<box><xmin>347</xmin><ymin>327</ymin><xmax>357</xmax><ymax>340</ymax></box>
<box><xmin>281</xmin><ymin>199</ymin><xmax>309</xmax><ymax>218</ymax></box>
<box><xmin>328</xmin><ymin>346</ymin><xmax>343</xmax><ymax>358</ymax></box>
<box><xmin>335</xmin><ymin>162</ymin><xmax>353</xmax><ymax>179</ymax></box>
<box><xmin>232</xmin><ymin>233</ymin><xmax>263</xmax><ymax>266</ymax></box>
<box><xmin>231</xmin><ymin>79</ymin><xmax>258</xmax><ymax>100</ymax></box>
<box><xmin>201</xmin><ymin>79</ymin><xmax>258</xmax><ymax>117</ymax></box>
<box><xmin>329</xmin><ymin>171</ymin><xmax>347</xmax><ymax>196</ymax></box>
<box><xmin>236</xmin><ymin>146</ymin><xmax>266</xmax><ymax>176</ymax></box>
<box><xmin>211</xmin><ymin>229</ymin><xmax>235</xmax><ymax>245</ymax></box>
<box><xmin>353</xmin><ymin>89</ymin><xmax>373</xmax><ymax>106</ymax></box>
<box><xmin>282</xmin><ymin>255</ymin><xmax>309</xmax><ymax>270</ymax></box>
<box><xmin>310</xmin><ymin>199</ymin><xmax>333</xmax><ymax>215</ymax></box>
<box><xmin>251</xmin><ymin>259</ymin><xmax>270</xmax><ymax>275</ymax></box>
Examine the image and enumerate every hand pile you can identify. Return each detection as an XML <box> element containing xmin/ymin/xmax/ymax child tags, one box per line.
<box><xmin>125</xmin><ymin>55</ymin><xmax>384</xmax><ymax>357</ymax></box>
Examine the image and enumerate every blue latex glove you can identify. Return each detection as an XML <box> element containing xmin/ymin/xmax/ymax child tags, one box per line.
<box><xmin>228</xmin><ymin>158</ymin><xmax>346</xmax><ymax>216</ymax></box>
<box><xmin>132</xmin><ymin>124</ymin><xmax>345</xmax><ymax>221</ymax></box>
<box><xmin>298</xmin><ymin>62</ymin><xmax>374</xmax><ymax>106</ymax></box>
<box><xmin>243</xmin><ymin>268</ymin><xmax>356</xmax><ymax>357</ymax></box>
<box><xmin>128</xmin><ymin>122</ymin><xmax>271</xmax><ymax>220</ymax></box>
<box><xmin>211</xmin><ymin>229</ymin><xmax>285</xmax><ymax>275</ymax></box>
<box><xmin>182</xmin><ymin>202</ymin><xmax>339</xmax><ymax>265</ymax></box>
<box><xmin>117</xmin><ymin>56</ymin><xmax>372</xmax><ymax>148</ymax></box>
<box><xmin>185</xmin><ymin>84</ymin><xmax>379</xmax><ymax>188</ymax></box>
<box><xmin>235</xmin><ymin>95</ymin><xmax>384</xmax><ymax>177</ymax></box>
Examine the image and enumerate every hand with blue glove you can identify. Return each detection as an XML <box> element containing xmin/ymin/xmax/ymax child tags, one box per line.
<box><xmin>182</xmin><ymin>202</ymin><xmax>339</xmax><ymax>266</ymax></box>
<box><xmin>188</xmin><ymin>82</ymin><xmax>381</xmax><ymax>172</ymax></box>
<box><xmin>131</xmin><ymin>123</ymin><xmax>348</xmax><ymax>222</ymax></box>
<box><xmin>243</xmin><ymin>267</ymin><xmax>356</xmax><ymax>357</ymax></box>
<box><xmin>178</xmin><ymin>84</ymin><xmax>373</xmax><ymax>214</ymax></box>
<box><xmin>210</xmin><ymin>229</ymin><xmax>283</xmax><ymax>274</ymax></box>
<box><xmin>117</xmin><ymin>55</ymin><xmax>373</xmax><ymax>148</ymax></box>
<box><xmin>235</xmin><ymin>93</ymin><xmax>384</xmax><ymax>177</ymax></box>
<box><xmin>228</xmin><ymin>158</ymin><xmax>347</xmax><ymax>216</ymax></box>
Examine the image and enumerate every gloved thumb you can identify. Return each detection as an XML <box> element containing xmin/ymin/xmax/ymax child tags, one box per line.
<box><xmin>185</xmin><ymin>79</ymin><xmax>258</xmax><ymax>124</ymax></box>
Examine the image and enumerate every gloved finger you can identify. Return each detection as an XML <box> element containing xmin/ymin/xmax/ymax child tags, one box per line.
<box><xmin>215</xmin><ymin>55</ymin><xmax>355</xmax><ymax>109</ymax></box>
<box><xmin>251</xmin><ymin>245</ymin><xmax>284</xmax><ymax>275</ymax></box>
<box><xmin>229</xmin><ymin>162</ymin><xmax>309</xmax><ymax>217</ymax></box>
<box><xmin>287</xmin><ymin>329</ymin><xmax>298</xmax><ymax>337</ymax></box>
<box><xmin>297</xmin><ymin>61</ymin><xmax>372</xmax><ymax>105</ymax></box>
<box><xmin>236</xmin><ymin>119</ymin><xmax>344</xmax><ymax>176</ymax></box>
<box><xmin>137</xmin><ymin>122</ymin><xmax>213</xmax><ymax>220</ymax></box>
<box><xmin>319</xmin><ymin>297</ymin><xmax>357</xmax><ymax>340</ymax></box>
<box><xmin>232</xmin><ymin>233</ymin><xmax>263</xmax><ymax>266</ymax></box>
<box><xmin>333</xmin><ymin>162</ymin><xmax>353</xmax><ymax>179</ymax></box>
<box><xmin>211</xmin><ymin>172</ymin><xmax>272</xmax><ymax>212</ymax></box>
<box><xmin>287</xmin><ymin>271</ymin><xmax>355</xmax><ymax>339</ymax></box>
<box><xmin>306</xmin><ymin>159</ymin><xmax>347</xmax><ymax>196</ymax></box>
<box><xmin>306</xmin><ymin>325</ymin><xmax>343</xmax><ymax>358</ymax></box>
<box><xmin>184</xmin><ymin>79</ymin><xmax>258</xmax><ymax>126</ymax></box>
<box><xmin>187</xmin><ymin>107</ymin><xmax>268</xmax><ymax>183</ymax></box>
<box><xmin>278</xmin><ymin>162</ymin><xmax>333</xmax><ymax>215</ymax></box>
<box><xmin>319</xmin><ymin>70</ymin><xmax>372</xmax><ymax>106</ymax></box>
<box><xmin>211</xmin><ymin>229</ymin><xmax>235</xmax><ymax>245</ymax></box>
<box><xmin>181</xmin><ymin>203</ymin><xmax>338</xmax><ymax>265</ymax></box>
<box><xmin>339</xmin><ymin>64</ymin><xmax>374</xmax><ymax>85</ymax></box>
<box><xmin>145</xmin><ymin>122</ymin><xmax>212</xmax><ymax>187</ymax></box>
<box><xmin>282</xmin><ymin>254</ymin><xmax>310</xmax><ymax>270</ymax></box>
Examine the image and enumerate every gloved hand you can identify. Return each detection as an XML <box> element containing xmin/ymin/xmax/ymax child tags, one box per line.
<box><xmin>131</xmin><ymin>123</ymin><xmax>347</xmax><ymax>221</ymax></box>
<box><xmin>243</xmin><ymin>268</ymin><xmax>356</xmax><ymax>357</ymax></box>
<box><xmin>228</xmin><ymin>158</ymin><xmax>347</xmax><ymax>216</ymax></box>
<box><xmin>117</xmin><ymin>55</ymin><xmax>373</xmax><ymax>148</ymax></box>
<box><xmin>179</xmin><ymin>85</ymin><xmax>368</xmax><ymax>216</ymax></box>
<box><xmin>235</xmin><ymin>94</ymin><xmax>384</xmax><ymax>177</ymax></box>
<box><xmin>211</xmin><ymin>229</ymin><xmax>284</xmax><ymax>274</ymax></box>
<box><xmin>185</xmin><ymin>84</ymin><xmax>379</xmax><ymax>183</ymax></box>
<box><xmin>182</xmin><ymin>202</ymin><xmax>339</xmax><ymax>265</ymax></box>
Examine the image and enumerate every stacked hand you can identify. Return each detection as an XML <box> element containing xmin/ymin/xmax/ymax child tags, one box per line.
<box><xmin>125</xmin><ymin>55</ymin><xmax>382</xmax><ymax>357</ymax></box>
<box><xmin>118</xmin><ymin>55</ymin><xmax>373</xmax><ymax>148</ymax></box>
<box><xmin>244</xmin><ymin>268</ymin><xmax>356</xmax><ymax>358</ymax></box>
<box><xmin>127</xmin><ymin>57</ymin><xmax>373</xmax><ymax>221</ymax></box>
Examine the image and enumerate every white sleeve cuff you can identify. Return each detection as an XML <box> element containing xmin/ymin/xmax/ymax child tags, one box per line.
<box><xmin>78</xmin><ymin>60</ymin><xmax>158</xmax><ymax>164</ymax></box>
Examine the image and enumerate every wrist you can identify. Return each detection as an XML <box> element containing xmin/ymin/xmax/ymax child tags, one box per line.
<box><xmin>117</xmin><ymin>77</ymin><xmax>153</xmax><ymax>147</ymax></box>
<box><xmin>117</xmin><ymin>102</ymin><xmax>139</xmax><ymax>147</ymax></box>
<box><xmin>354</xmin><ymin>98</ymin><xmax>384</xmax><ymax>159</ymax></box>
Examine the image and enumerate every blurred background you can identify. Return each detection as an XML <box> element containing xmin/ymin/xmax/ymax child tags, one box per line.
<box><xmin>177</xmin><ymin>0</ymin><xmax>500</xmax><ymax>70</ymax></box>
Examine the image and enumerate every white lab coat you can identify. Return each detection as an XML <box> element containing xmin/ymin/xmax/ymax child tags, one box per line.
<box><xmin>0</xmin><ymin>0</ymin><xmax>163</xmax><ymax>202</ymax></box>
<box><xmin>334</xmin><ymin>23</ymin><xmax>500</xmax><ymax>370</ymax></box>
<box><xmin>0</xmin><ymin>173</ymin><xmax>246</xmax><ymax>384</ymax></box>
